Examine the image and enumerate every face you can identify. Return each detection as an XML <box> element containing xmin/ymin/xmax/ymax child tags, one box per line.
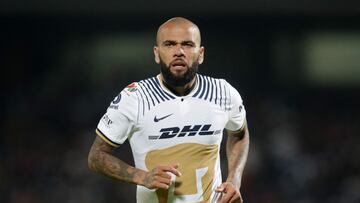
<box><xmin>154</xmin><ymin>22</ymin><xmax>204</xmax><ymax>87</ymax></box>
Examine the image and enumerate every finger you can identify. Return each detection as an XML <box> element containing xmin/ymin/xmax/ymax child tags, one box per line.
<box><xmin>215</xmin><ymin>187</ymin><xmax>224</xmax><ymax>193</ymax></box>
<box><xmin>215</xmin><ymin>183</ymin><xmax>226</xmax><ymax>192</ymax></box>
<box><xmin>219</xmin><ymin>190</ymin><xmax>235</xmax><ymax>203</ymax></box>
<box><xmin>158</xmin><ymin>171</ymin><xmax>172</xmax><ymax>179</ymax></box>
<box><xmin>153</xmin><ymin>182</ymin><xmax>170</xmax><ymax>190</ymax></box>
<box><xmin>161</xmin><ymin>165</ymin><xmax>182</xmax><ymax>177</ymax></box>
<box><xmin>229</xmin><ymin>193</ymin><xmax>241</xmax><ymax>203</ymax></box>
<box><xmin>216</xmin><ymin>186</ymin><xmax>228</xmax><ymax>193</ymax></box>
<box><xmin>170</xmin><ymin>163</ymin><xmax>182</xmax><ymax>176</ymax></box>
<box><xmin>153</xmin><ymin>166</ymin><xmax>172</xmax><ymax>178</ymax></box>
<box><xmin>157</xmin><ymin>176</ymin><xmax>172</xmax><ymax>185</ymax></box>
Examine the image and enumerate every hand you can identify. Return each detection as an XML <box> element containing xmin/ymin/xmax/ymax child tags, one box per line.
<box><xmin>142</xmin><ymin>164</ymin><xmax>182</xmax><ymax>190</ymax></box>
<box><xmin>215</xmin><ymin>182</ymin><xmax>243</xmax><ymax>203</ymax></box>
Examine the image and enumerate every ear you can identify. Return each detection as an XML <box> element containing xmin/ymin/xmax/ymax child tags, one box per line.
<box><xmin>154</xmin><ymin>46</ymin><xmax>160</xmax><ymax>64</ymax></box>
<box><xmin>198</xmin><ymin>46</ymin><xmax>205</xmax><ymax>64</ymax></box>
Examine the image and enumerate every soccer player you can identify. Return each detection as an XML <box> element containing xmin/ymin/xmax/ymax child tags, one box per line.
<box><xmin>88</xmin><ymin>17</ymin><xmax>249</xmax><ymax>203</ymax></box>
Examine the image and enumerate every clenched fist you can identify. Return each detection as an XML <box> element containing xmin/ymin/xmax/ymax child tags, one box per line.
<box><xmin>142</xmin><ymin>164</ymin><xmax>182</xmax><ymax>190</ymax></box>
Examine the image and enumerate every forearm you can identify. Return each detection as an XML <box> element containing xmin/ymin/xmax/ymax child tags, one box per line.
<box><xmin>88</xmin><ymin>136</ymin><xmax>180</xmax><ymax>190</ymax></box>
<box><xmin>88</xmin><ymin>136</ymin><xmax>146</xmax><ymax>186</ymax></box>
<box><xmin>226</xmin><ymin>126</ymin><xmax>249</xmax><ymax>188</ymax></box>
<box><xmin>88</xmin><ymin>149</ymin><xmax>146</xmax><ymax>185</ymax></box>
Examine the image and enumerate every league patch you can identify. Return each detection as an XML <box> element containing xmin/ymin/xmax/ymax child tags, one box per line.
<box><xmin>112</xmin><ymin>93</ymin><xmax>122</xmax><ymax>104</ymax></box>
<box><xmin>126</xmin><ymin>82</ymin><xmax>138</xmax><ymax>92</ymax></box>
<box><xmin>109</xmin><ymin>93</ymin><xmax>121</xmax><ymax>109</ymax></box>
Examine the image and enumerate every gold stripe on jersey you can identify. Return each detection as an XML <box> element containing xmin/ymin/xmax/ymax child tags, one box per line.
<box><xmin>145</xmin><ymin>143</ymin><xmax>218</xmax><ymax>203</ymax></box>
<box><xmin>95</xmin><ymin>129</ymin><xmax>120</xmax><ymax>147</ymax></box>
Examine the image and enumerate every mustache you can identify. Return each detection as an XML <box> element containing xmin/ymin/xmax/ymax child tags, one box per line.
<box><xmin>170</xmin><ymin>59</ymin><xmax>187</xmax><ymax>66</ymax></box>
<box><xmin>159</xmin><ymin>57</ymin><xmax>198</xmax><ymax>87</ymax></box>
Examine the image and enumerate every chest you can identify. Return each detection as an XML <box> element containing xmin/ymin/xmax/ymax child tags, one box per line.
<box><xmin>130</xmin><ymin>97</ymin><xmax>229</xmax><ymax>151</ymax></box>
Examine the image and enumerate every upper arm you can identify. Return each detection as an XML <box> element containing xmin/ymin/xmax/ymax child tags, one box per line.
<box><xmin>224</xmin><ymin>81</ymin><xmax>246</xmax><ymax>132</ymax></box>
<box><xmin>95</xmin><ymin>82</ymin><xmax>139</xmax><ymax>147</ymax></box>
<box><xmin>226</xmin><ymin>119</ymin><xmax>249</xmax><ymax>141</ymax></box>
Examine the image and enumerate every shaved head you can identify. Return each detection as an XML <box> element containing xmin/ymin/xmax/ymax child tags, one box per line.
<box><xmin>156</xmin><ymin>17</ymin><xmax>201</xmax><ymax>46</ymax></box>
<box><xmin>154</xmin><ymin>17</ymin><xmax>205</xmax><ymax>89</ymax></box>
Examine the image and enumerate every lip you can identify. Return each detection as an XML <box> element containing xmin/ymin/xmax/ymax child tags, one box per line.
<box><xmin>171</xmin><ymin>65</ymin><xmax>187</xmax><ymax>71</ymax></box>
<box><xmin>170</xmin><ymin>59</ymin><xmax>187</xmax><ymax>70</ymax></box>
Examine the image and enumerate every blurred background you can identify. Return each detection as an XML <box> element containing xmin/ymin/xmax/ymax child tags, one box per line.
<box><xmin>1</xmin><ymin>1</ymin><xmax>360</xmax><ymax>203</ymax></box>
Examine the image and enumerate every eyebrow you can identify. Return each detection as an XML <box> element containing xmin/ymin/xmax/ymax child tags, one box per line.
<box><xmin>162</xmin><ymin>40</ymin><xmax>196</xmax><ymax>45</ymax></box>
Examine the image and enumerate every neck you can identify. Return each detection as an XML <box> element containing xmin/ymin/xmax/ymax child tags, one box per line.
<box><xmin>160</xmin><ymin>74</ymin><xmax>197</xmax><ymax>96</ymax></box>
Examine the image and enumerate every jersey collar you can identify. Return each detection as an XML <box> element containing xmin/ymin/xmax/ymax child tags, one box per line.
<box><xmin>156</xmin><ymin>74</ymin><xmax>199</xmax><ymax>98</ymax></box>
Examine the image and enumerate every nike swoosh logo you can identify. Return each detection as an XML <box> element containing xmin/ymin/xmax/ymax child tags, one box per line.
<box><xmin>154</xmin><ymin>113</ymin><xmax>173</xmax><ymax>122</ymax></box>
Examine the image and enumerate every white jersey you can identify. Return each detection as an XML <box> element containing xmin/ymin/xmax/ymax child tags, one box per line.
<box><xmin>96</xmin><ymin>74</ymin><xmax>246</xmax><ymax>203</ymax></box>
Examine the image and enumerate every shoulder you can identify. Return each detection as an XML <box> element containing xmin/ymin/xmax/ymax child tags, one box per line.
<box><xmin>197</xmin><ymin>74</ymin><xmax>232</xmax><ymax>85</ymax></box>
<box><xmin>208</xmin><ymin>75</ymin><xmax>243</xmax><ymax>102</ymax></box>
<box><xmin>107</xmin><ymin>82</ymin><xmax>140</xmax><ymax>111</ymax></box>
<box><xmin>131</xmin><ymin>76</ymin><xmax>161</xmax><ymax>93</ymax></box>
<box><xmin>223</xmin><ymin>80</ymin><xmax>241</xmax><ymax>96</ymax></box>
<box><xmin>110</xmin><ymin>75</ymin><xmax>164</xmax><ymax>108</ymax></box>
<box><xmin>197</xmin><ymin>74</ymin><xmax>240</xmax><ymax>94</ymax></box>
<box><xmin>123</xmin><ymin>82</ymin><xmax>140</xmax><ymax>94</ymax></box>
<box><xmin>196</xmin><ymin>74</ymin><xmax>228</xmax><ymax>87</ymax></box>
<box><xmin>119</xmin><ymin>82</ymin><xmax>141</xmax><ymax>99</ymax></box>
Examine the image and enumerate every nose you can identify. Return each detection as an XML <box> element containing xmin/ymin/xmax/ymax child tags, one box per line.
<box><xmin>173</xmin><ymin>44</ymin><xmax>185</xmax><ymax>57</ymax></box>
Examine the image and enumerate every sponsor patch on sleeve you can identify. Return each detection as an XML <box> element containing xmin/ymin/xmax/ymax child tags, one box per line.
<box><xmin>101</xmin><ymin>114</ymin><xmax>113</xmax><ymax>128</ymax></box>
<box><xmin>125</xmin><ymin>82</ymin><xmax>138</xmax><ymax>93</ymax></box>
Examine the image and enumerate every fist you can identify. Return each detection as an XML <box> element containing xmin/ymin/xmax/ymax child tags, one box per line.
<box><xmin>142</xmin><ymin>164</ymin><xmax>182</xmax><ymax>190</ymax></box>
<box><xmin>215</xmin><ymin>182</ymin><xmax>243</xmax><ymax>203</ymax></box>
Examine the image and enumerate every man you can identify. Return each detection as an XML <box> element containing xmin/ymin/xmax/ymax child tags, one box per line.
<box><xmin>88</xmin><ymin>17</ymin><xmax>249</xmax><ymax>203</ymax></box>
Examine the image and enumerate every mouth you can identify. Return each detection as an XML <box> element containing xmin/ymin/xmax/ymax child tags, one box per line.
<box><xmin>170</xmin><ymin>60</ymin><xmax>187</xmax><ymax>70</ymax></box>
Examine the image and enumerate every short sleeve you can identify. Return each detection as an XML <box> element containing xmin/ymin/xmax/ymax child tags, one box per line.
<box><xmin>96</xmin><ymin>82</ymin><xmax>139</xmax><ymax>147</ymax></box>
<box><xmin>224</xmin><ymin>81</ymin><xmax>246</xmax><ymax>131</ymax></box>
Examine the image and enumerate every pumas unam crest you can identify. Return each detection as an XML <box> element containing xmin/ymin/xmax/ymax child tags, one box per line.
<box><xmin>126</xmin><ymin>83</ymin><xmax>138</xmax><ymax>92</ymax></box>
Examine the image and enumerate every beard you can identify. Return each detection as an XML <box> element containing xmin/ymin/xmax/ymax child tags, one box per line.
<box><xmin>160</xmin><ymin>58</ymin><xmax>199</xmax><ymax>87</ymax></box>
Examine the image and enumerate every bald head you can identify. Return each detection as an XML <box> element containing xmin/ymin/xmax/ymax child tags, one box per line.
<box><xmin>153</xmin><ymin>17</ymin><xmax>205</xmax><ymax>88</ymax></box>
<box><xmin>156</xmin><ymin>17</ymin><xmax>201</xmax><ymax>46</ymax></box>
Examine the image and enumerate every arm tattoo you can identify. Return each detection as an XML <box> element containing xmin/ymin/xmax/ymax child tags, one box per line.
<box><xmin>88</xmin><ymin>136</ymin><xmax>146</xmax><ymax>185</ymax></box>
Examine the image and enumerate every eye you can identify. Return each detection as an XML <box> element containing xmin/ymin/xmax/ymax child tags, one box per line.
<box><xmin>163</xmin><ymin>41</ymin><xmax>176</xmax><ymax>47</ymax></box>
<box><xmin>183</xmin><ymin>42</ymin><xmax>195</xmax><ymax>48</ymax></box>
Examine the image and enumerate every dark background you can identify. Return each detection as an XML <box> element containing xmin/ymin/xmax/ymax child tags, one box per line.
<box><xmin>1</xmin><ymin>1</ymin><xmax>360</xmax><ymax>203</ymax></box>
